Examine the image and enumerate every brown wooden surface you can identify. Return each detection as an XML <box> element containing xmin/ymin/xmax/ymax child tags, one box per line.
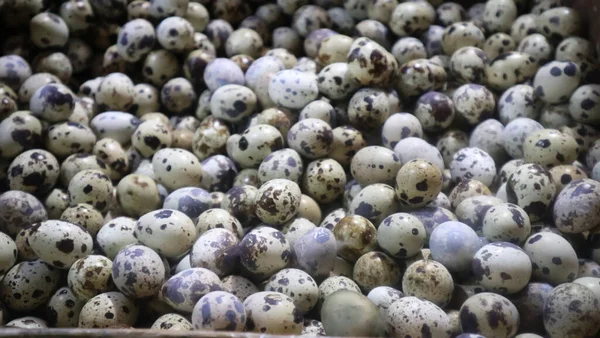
<box><xmin>564</xmin><ymin>0</ymin><xmax>600</xmax><ymax>54</ymax></box>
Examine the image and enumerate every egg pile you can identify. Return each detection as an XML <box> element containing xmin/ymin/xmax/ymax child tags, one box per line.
<box><xmin>0</xmin><ymin>0</ymin><xmax>599</xmax><ymax>337</ymax></box>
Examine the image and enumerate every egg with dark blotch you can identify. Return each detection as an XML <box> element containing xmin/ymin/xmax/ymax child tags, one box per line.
<box><xmin>161</xmin><ymin>268</ymin><xmax>222</xmax><ymax>314</ymax></box>
<box><xmin>543</xmin><ymin>282</ymin><xmax>600</xmax><ymax>338</ymax></box>
<box><xmin>163</xmin><ymin>187</ymin><xmax>213</xmax><ymax>220</ymax></box>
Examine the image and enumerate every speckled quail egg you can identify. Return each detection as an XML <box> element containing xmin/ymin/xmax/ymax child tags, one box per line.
<box><xmin>7</xmin><ymin>149</ymin><xmax>59</xmax><ymax>196</ymax></box>
<box><xmin>294</xmin><ymin>227</ymin><xmax>338</xmax><ymax>278</ymax></box>
<box><xmin>442</xmin><ymin>21</ymin><xmax>486</xmax><ymax>55</ymax></box>
<box><xmin>0</xmin><ymin>259</ymin><xmax>61</xmax><ymax>312</ymax></box>
<box><xmin>394</xmin><ymin>137</ymin><xmax>445</xmax><ymax>172</ymax></box>
<box><xmin>131</xmin><ymin>119</ymin><xmax>172</xmax><ymax>158</ymax></box>
<box><xmin>353</xmin><ymin>251</ymin><xmax>402</xmax><ymax>293</ymax></box>
<box><xmin>67</xmin><ymin>255</ymin><xmax>114</xmax><ymax>301</ymax></box>
<box><xmin>5</xmin><ymin>317</ymin><xmax>48</xmax><ymax>328</ymax></box>
<box><xmin>151</xmin><ymin>313</ymin><xmax>193</xmax><ymax>331</ymax></box>
<box><xmin>0</xmin><ymin>191</ymin><xmax>47</xmax><ymax>239</ymax></box>
<box><xmin>111</xmin><ymin>245</ymin><xmax>165</xmax><ymax>299</ymax></box>
<box><xmin>151</xmin><ymin>148</ymin><xmax>203</xmax><ymax>191</ymax></box>
<box><xmin>367</xmin><ymin>286</ymin><xmax>404</xmax><ymax>317</ymax></box>
<box><xmin>502</xmin><ymin>118</ymin><xmax>544</xmax><ymax>159</ymax></box>
<box><xmin>316</xmin><ymin>62</ymin><xmax>359</xmax><ymax>100</ymax></box>
<box><xmin>346</xmin><ymin>37</ymin><xmax>396</xmax><ymax>87</ymax></box>
<box><xmin>46</xmin><ymin>287</ymin><xmax>85</xmax><ymax>328</ymax></box>
<box><xmin>195</xmin><ymin>208</ymin><xmax>244</xmax><ymax>239</ymax></box>
<box><xmin>329</xmin><ymin>126</ymin><xmax>367</xmax><ymax>167</ymax></box>
<box><xmin>298</xmin><ymin>100</ymin><xmax>336</xmax><ymax>126</ymax></box>
<box><xmin>301</xmin><ymin>319</ymin><xmax>326</xmax><ymax>336</ymax></box>
<box><xmin>472</xmin><ymin>242</ymin><xmax>532</xmax><ymax>295</ymax></box>
<box><xmin>469</xmin><ymin>119</ymin><xmax>509</xmax><ymax>167</ymax></box>
<box><xmin>27</xmin><ymin>220</ymin><xmax>92</xmax><ymax>270</ymax></box>
<box><xmin>429</xmin><ymin>221</ymin><xmax>481</xmax><ymax>273</ymax></box>
<box><xmin>482</xmin><ymin>203</ymin><xmax>531</xmax><ymax>244</ymax></box>
<box><xmin>553</xmin><ymin>179</ymin><xmax>600</xmax><ymax>233</ymax></box>
<box><xmin>243</xmin><ymin>291</ymin><xmax>303</xmax><ymax>334</ymax></box>
<box><xmin>115</xmin><ymin>19</ymin><xmax>155</xmax><ymax>62</ymax></box>
<box><xmin>452</xmin><ymin>84</ymin><xmax>495</xmax><ymax>125</ymax></box>
<box><xmin>209</xmin><ymin>84</ymin><xmax>257</xmax><ymax>123</ymax></box>
<box><xmin>67</xmin><ymin>169</ymin><xmax>112</xmax><ymax>213</ymax></box>
<box><xmin>524</xmin><ymin>232</ymin><xmax>578</xmax><ymax>285</ymax></box>
<box><xmin>506</xmin><ymin>163</ymin><xmax>556</xmax><ymax>222</ymax></box>
<box><xmin>89</xmin><ymin>111</ymin><xmax>139</xmax><ymax>146</ymax></box>
<box><xmin>280</xmin><ymin>213</ymin><xmax>314</xmax><ymax>242</ymax></box>
<box><xmin>381</xmin><ymin>113</ymin><xmax>423</xmax><ymax>150</ymax></box>
<box><xmin>96</xmin><ymin>217</ymin><xmax>138</xmax><ymax>260</ymax></box>
<box><xmin>347</xmin><ymin>88</ymin><xmax>390</xmax><ymax>130</ymax></box>
<box><xmin>254</xmin><ymin>179</ymin><xmax>301</xmax><ymax>226</ymax></box>
<box><xmin>191</xmin><ymin>291</ymin><xmax>246</xmax><ymax>331</ymax></box>
<box><xmin>450</xmin><ymin>147</ymin><xmax>496</xmax><ymax>187</ymax></box>
<box><xmin>568</xmin><ymin>84</ymin><xmax>600</xmax><ymax>124</ymax></box>
<box><xmin>543</xmin><ymin>282</ymin><xmax>600</xmax><ymax>338</ymax></box>
<box><xmin>58</xmin><ymin>203</ymin><xmax>103</xmax><ymax>239</ymax></box>
<box><xmin>576</xmin><ymin>257</ymin><xmax>600</xmax><ymax>277</ymax></box>
<box><xmin>227</xmin><ymin>124</ymin><xmax>284</xmax><ymax>169</ymax></box>
<box><xmin>0</xmin><ymin>111</ymin><xmax>43</xmax><ymax>159</ymax></box>
<box><xmin>220</xmin><ymin>185</ymin><xmax>258</xmax><ymax>226</ymax></box>
<box><xmin>95</xmin><ymin>73</ymin><xmax>135</xmax><ymax>112</ymax></box>
<box><xmin>533</xmin><ymin>61</ymin><xmax>581</xmax><ymax>104</ymax></box>
<box><xmin>78</xmin><ymin>291</ymin><xmax>139</xmax><ymax>328</ymax></box>
<box><xmin>135</xmin><ymin>209</ymin><xmax>196</xmax><ymax>259</ymax></box>
<box><xmin>257</xmin><ymin>148</ymin><xmax>304</xmax><ymax>185</ymax></box>
<box><xmin>318</xmin><ymin>276</ymin><xmax>362</xmax><ymax>306</ymax></box>
<box><xmin>510</xmin><ymin>13</ymin><xmax>538</xmax><ymax>42</ymax></box>
<box><xmin>350</xmin><ymin>146</ymin><xmax>402</xmax><ymax>186</ymax></box>
<box><xmin>387</xmin><ymin>296</ymin><xmax>453</xmax><ymax>338</ymax></box>
<box><xmin>319</xmin><ymin>208</ymin><xmax>346</xmax><ymax>230</ymax></box>
<box><xmin>42</xmin><ymin>121</ymin><xmax>96</xmax><ymax>159</ymax></box>
<box><xmin>459</xmin><ymin>292</ymin><xmax>519</xmax><ymax>338</ymax></box>
<box><xmin>162</xmin><ymin>187</ymin><xmax>212</xmax><ymax>221</ymax></box>
<box><xmin>348</xmin><ymin>183</ymin><xmax>398</xmax><ymax>225</ymax></box>
<box><xmin>402</xmin><ymin>259</ymin><xmax>454</xmax><ymax>308</ymax></box>
<box><xmin>333</xmin><ymin>215</ymin><xmax>378</xmax><ymax>263</ymax></box>
<box><xmin>410</xmin><ymin>206</ymin><xmax>459</xmax><ymax>239</ymax></box>
<box><xmin>396</xmin><ymin>159</ymin><xmax>443</xmax><ymax>209</ymax></box>
<box><xmin>484</xmin><ymin>33</ymin><xmax>516</xmax><ymax>59</ymax></box>
<box><xmin>239</xmin><ymin>226</ymin><xmax>291</xmax><ymax>279</ymax></box>
<box><xmin>115</xmin><ymin>174</ymin><xmax>161</xmax><ymax>218</ymax></box>
<box><xmin>268</xmin><ymin>69</ymin><xmax>319</xmax><ymax>109</ymax></box>
<box><xmin>485</xmin><ymin>52</ymin><xmax>538</xmax><ymax>91</ymax></box>
<box><xmin>190</xmin><ymin>228</ymin><xmax>239</xmax><ymax>277</ymax></box>
<box><xmin>483</xmin><ymin>0</ymin><xmax>517</xmax><ymax>33</ymax></box>
<box><xmin>29</xmin><ymin>83</ymin><xmax>74</xmax><ymax>123</ymax></box>
<box><xmin>522</xmin><ymin>128</ymin><xmax>579</xmax><ymax>168</ymax></box>
<box><xmin>497</xmin><ymin>85</ymin><xmax>540</xmax><ymax>125</ymax></box>
<box><xmin>234</xmin><ymin>169</ymin><xmax>261</xmax><ymax>188</ymax></box>
<box><xmin>0</xmin><ymin>231</ymin><xmax>17</xmax><ymax>274</ymax></box>
<box><xmin>221</xmin><ymin>275</ymin><xmax>259</xmax><ymax>302</ymax></box>
<box><xmin>397</xmin><ymin>58</ymin><xmax>446</xmax><ymax>98</ymax></box>
<box><xmin>449</xmin><ymin>179</ymin><xmax>493</xmax><ymax>210</ymax></box>
<box><xmin>161</xmin><ymin>268</ymin><xmax>222</xmax><ymax>313</ymax></box>
<box><xmin>518</xmin><ymin>33</ymin><xmax>553</xmax><ymax>65</ymax></box>
<box><xmin>265</xmin><ymin>268</ymin><xmax>319</xmax><ymax>313</ymax></box>
<box><xmin>302</xmin><ymin>158</ymin><xmax>346</xmax><ymax>204</ymax></box>
<box><xmin>287</xmin><ymin>118</ymin><xmax>333</xmax><ymax>159</ymax></box>
<box><xmin>389</xmin><ymin>1</ymin><xmax>435</xmax><ymax>36</ymax></box>
<box><xmin>509</xmin><ymin>282</ymin><xmax>553</xmax><ymax>334</ymax></box>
